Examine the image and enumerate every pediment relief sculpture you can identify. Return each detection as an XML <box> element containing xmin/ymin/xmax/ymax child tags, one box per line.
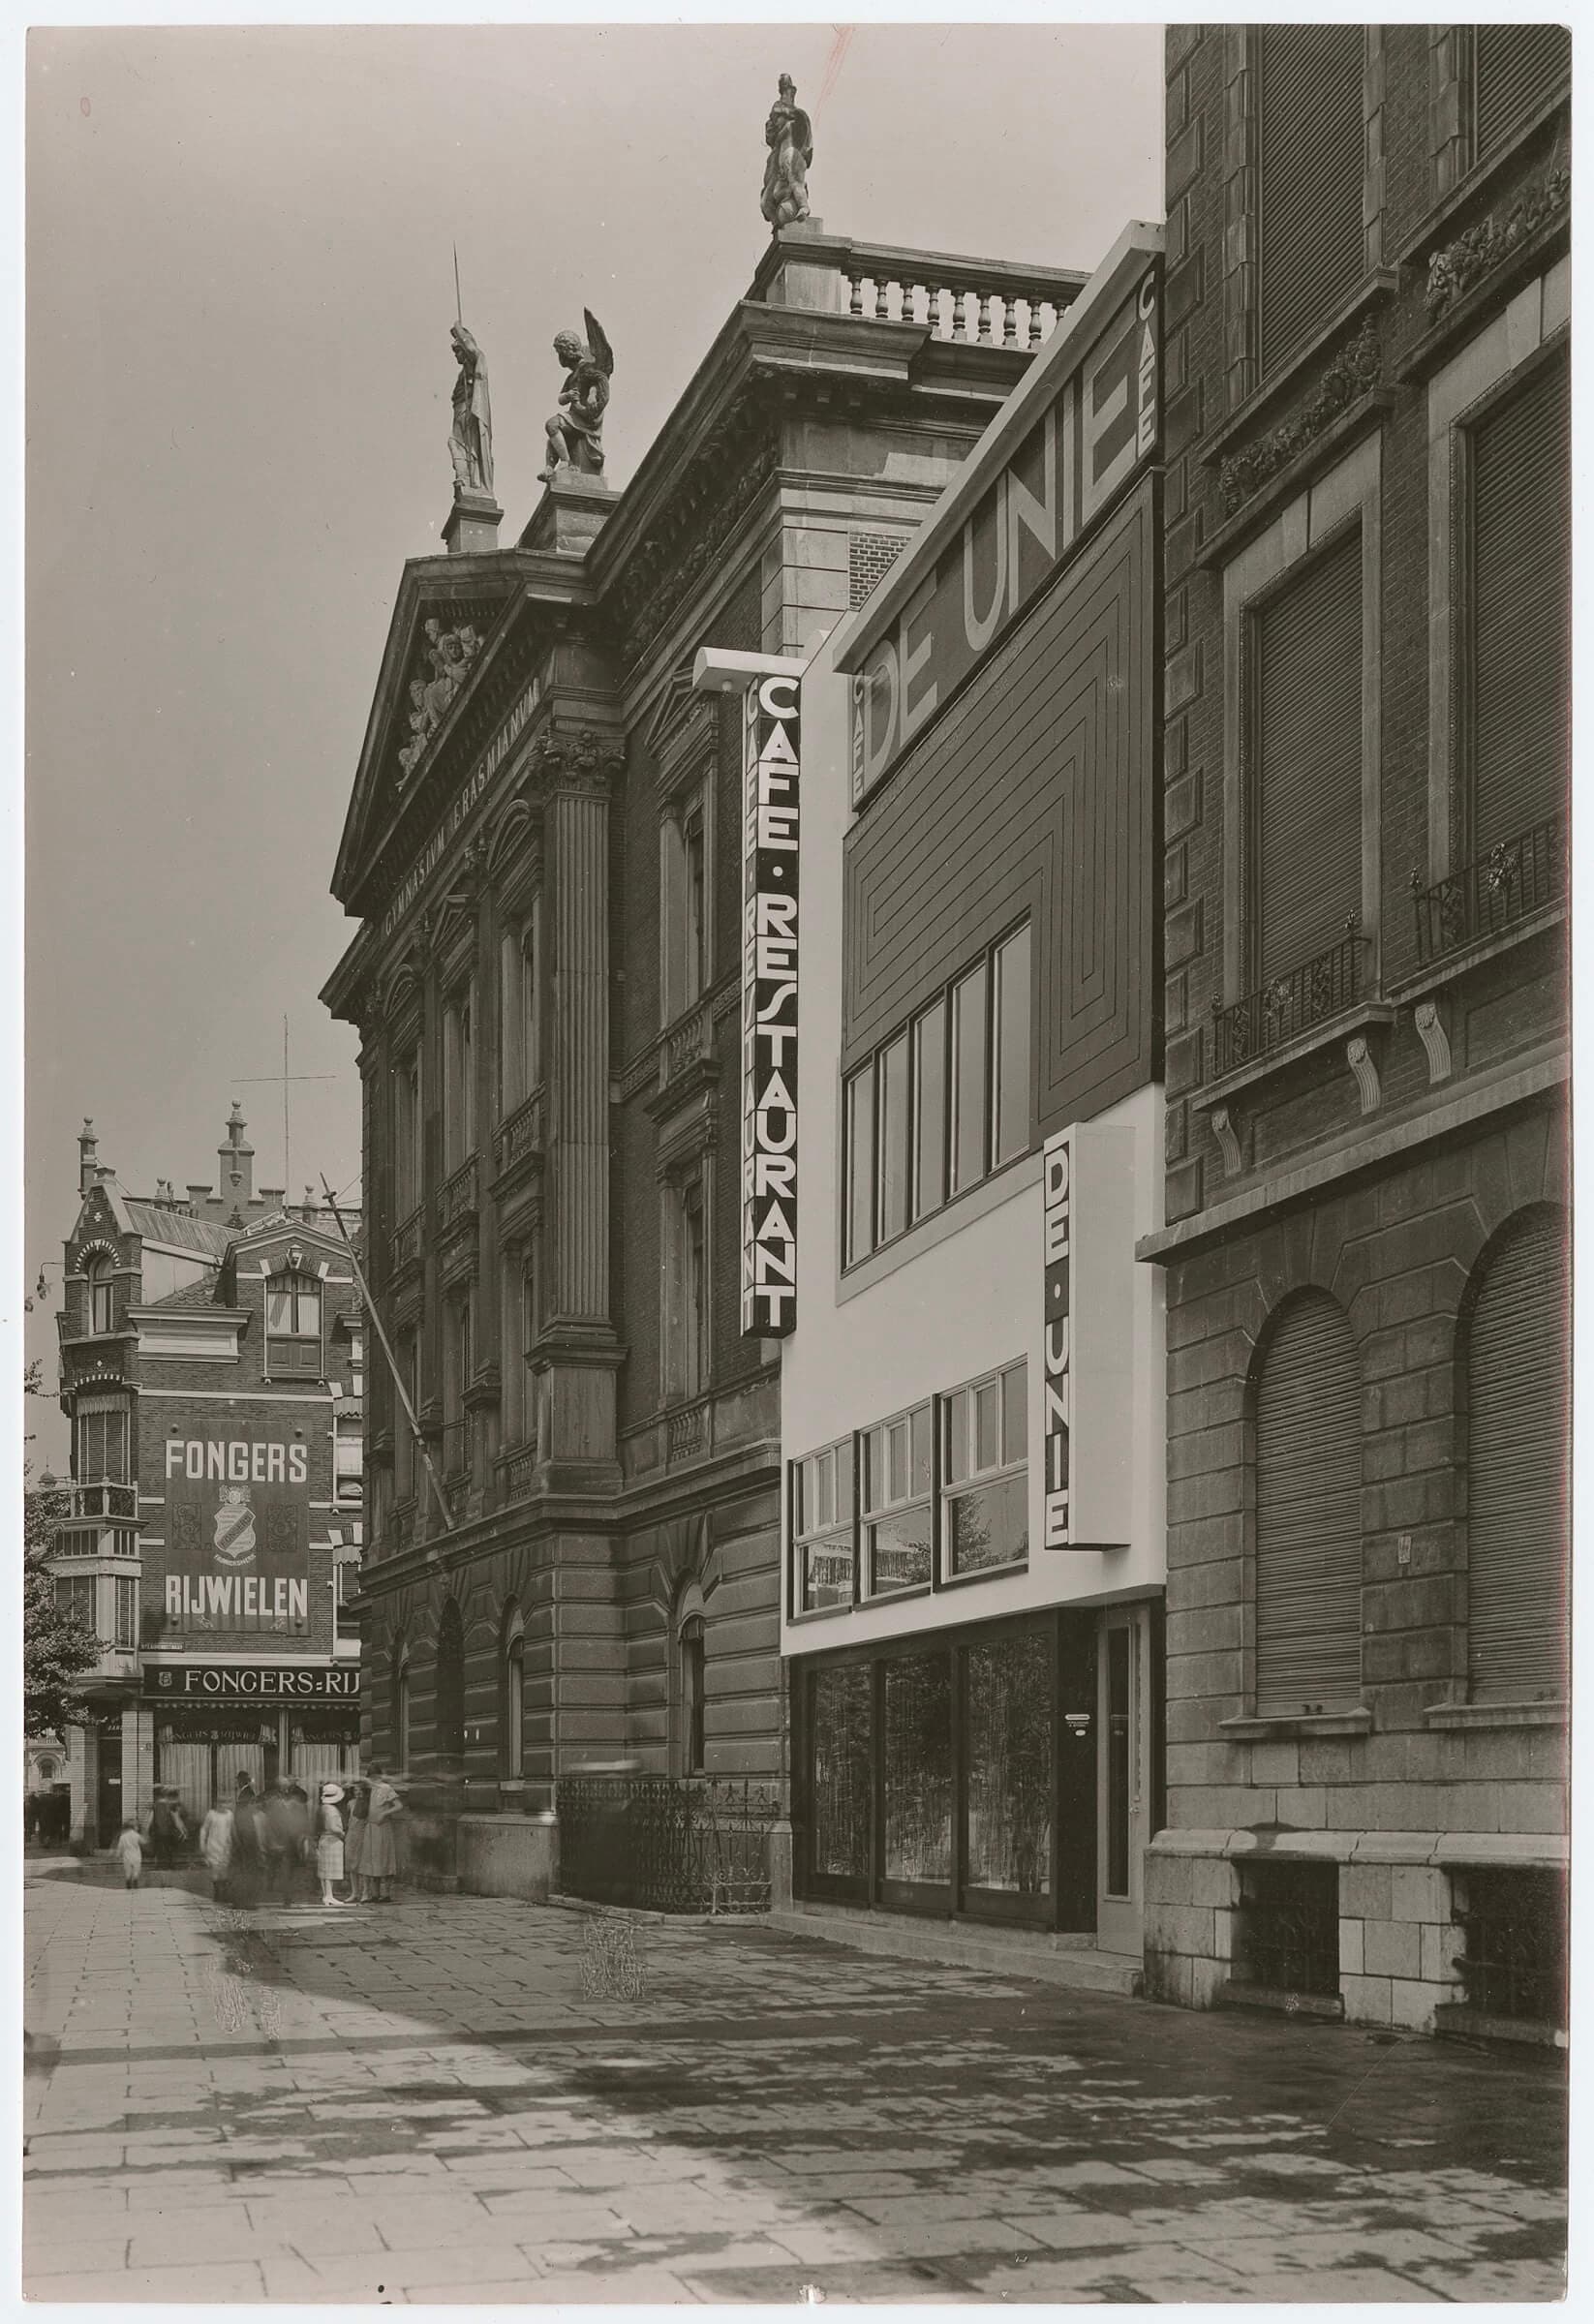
<box><xmin>397</xmin><ymin>618</ymin><xmax>485</xmax><ymax>783</ymax></box>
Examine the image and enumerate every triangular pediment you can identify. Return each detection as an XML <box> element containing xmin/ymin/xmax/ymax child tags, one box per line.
<box><xmin>331</xmin><ymin>557</ymin><xmax>525</xmax><ymax>906</ymax></box>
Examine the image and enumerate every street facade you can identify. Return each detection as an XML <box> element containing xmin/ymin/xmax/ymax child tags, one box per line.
<box><xmin>22</xmin><ymin>1856</ymin><xmax>1568</xmax><ymax>2303</ymax></box>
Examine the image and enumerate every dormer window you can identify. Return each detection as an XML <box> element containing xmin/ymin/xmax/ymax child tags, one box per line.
<box><xmin>265</xmin><ymin>1269</ymin><xmax>322</xmax><ymax>1377</ymax></box>
<box><xmin>86</xmin><ymin>1256</ymin><xmax>115</xmax><ymax>1337</ymax></box>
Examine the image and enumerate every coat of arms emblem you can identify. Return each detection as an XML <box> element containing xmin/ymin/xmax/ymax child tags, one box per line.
<box><xmin>212</xmin><ymin>1484</ymin><xmax>258</xmax><ymax>1569</ymax></box>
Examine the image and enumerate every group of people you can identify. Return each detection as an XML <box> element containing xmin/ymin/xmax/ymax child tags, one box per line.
<box><xmin>113</xmin><ymin>1766</ymin><xmax>403</xmax><ymax>1908</ymax></box>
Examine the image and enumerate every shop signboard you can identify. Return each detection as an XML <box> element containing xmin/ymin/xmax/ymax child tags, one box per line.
<box><xmin>145</xmin><ymin>1663</ymin><xmax>359</xmax><ymax>1701</ymax></box>
<box><xmin>850</xmin><ymin>258</ymin><xmax>1160</xmax><ymax>807</ymax></box>
<box><xmin>1040</xmin><ymin>1120</ymin><xmax>1137</xmax><ymax>1549</ymax></box>
<box><xmin>163</xmin><ymin>1422</ymin><xmax>312</xmax><ymax>1635</ymax></box>
<box><xmin>741</xmin><ymin>670</ymin><xmax>801</xmax><ymax>1336</ymax></box>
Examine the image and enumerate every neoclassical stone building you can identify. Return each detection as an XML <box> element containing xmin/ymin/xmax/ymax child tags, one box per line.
<box><xmin>322</xmin><ymin>222</ymin><xmax>1086</xmax><ymax>1886</ymax></box>
<box><xmin>1141</xmin><ymin>26</ymin><xmax>1569</xmax><ymax>2037</ymax></box>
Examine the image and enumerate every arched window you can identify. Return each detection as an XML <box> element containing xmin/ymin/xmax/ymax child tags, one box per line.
<box><xmin>1254</xmin><ymin>1290</ymin><xmax>1363</xmax><ymax>1718</ymax></box>
<box><xmin>435</xmin><ymin>1599</ymin><xmax>466</xmax><ymax>1767</ymax></box>
<box><xmin>86</xmin><ymin>1255</ymin><xmax>114</xmax><ymax>1337</ymax></box>
<box><xmin>266</xmin><ymin>1269</ymin><xmax>322</xmax><ymax>1376</ymax></box>
<box><xmin>503</xmin><ymin>1607</ymin><xmax>526</xmax><ymax>1780</ymax></box>
<box><xmin>681</xmin><ymin>1616</ymin><xmax>706</xmax><ymax>1776</ymax></box>
<box><xmin>1466</xmin><ymin>1208</ymin><xmax>1569</xmax><ymax>1703</ymax></box>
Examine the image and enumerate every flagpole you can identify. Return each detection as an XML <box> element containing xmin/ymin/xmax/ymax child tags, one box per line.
<box><xmin>319</xmin><ymin>1174</ymin><xmax>453</xmax><ymax>1539</ymax></box>
<box><xmin>453</xmin><ymin>242</ymin><xmax>463</xmax><ymax>325</ymax></box>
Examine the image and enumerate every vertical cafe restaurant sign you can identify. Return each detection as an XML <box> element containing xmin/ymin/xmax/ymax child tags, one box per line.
<box><xmin>164</xmin><ymin>1422</ymin><xmax>312</xmax><ymax>1634</ymax></box>
<box><xmin>740</xmin><ymin>671</ymin><xmax>801</xmax><ymax>1336</ymax></box>
<box><xmin>850</xmin><ymin>261</ymin><xmax>1160</xmax><ymax>806</ymax></box>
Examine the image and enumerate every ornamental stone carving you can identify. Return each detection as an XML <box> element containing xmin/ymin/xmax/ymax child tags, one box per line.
<box><xmin>397</xmin><ymin>619</ymin><xmax>485</xmax><ymax>782</ymax></box>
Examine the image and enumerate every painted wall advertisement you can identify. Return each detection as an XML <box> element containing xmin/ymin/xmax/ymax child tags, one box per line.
<box><xmin>851</xmin><ymin>261</ymin><xmax>1160</xmax><ymax>806</ymax></box>
<box><xmin>163</xmin><ymin>1423</ymin><xmax>313</xmax><ymax>1635</ymax></box>
<box><xmin>741</xmin><ymin>671</ymin><xmax>801</xmax><ymax>1336</ymax></box>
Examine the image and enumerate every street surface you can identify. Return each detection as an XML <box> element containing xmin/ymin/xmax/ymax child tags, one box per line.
<box><xmin>23</xmin><ymin>1854</ymin><xmax>1567</xmax><ymax>2303</ymax></box>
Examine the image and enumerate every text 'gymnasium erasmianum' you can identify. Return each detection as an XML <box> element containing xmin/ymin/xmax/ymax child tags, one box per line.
<box><xmin>317</xmin><ymin>41</ymin><xmax>1570</xmax><ymax>2039</ymax></box>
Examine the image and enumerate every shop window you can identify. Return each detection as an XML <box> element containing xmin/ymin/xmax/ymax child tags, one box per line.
<box><xmin>941</xmin><ymin>1359</ymin><xmax>1027</xmax><ymax>1580</ymax></box>
<box><xmin>660</xmin><ymin>1174</ymin><xmax>709</xmax><ymax>1402</ymax></box>
<box><xmin>1256</xmin><ymin>26</ymin><xmax>1365</xmax><ymax>380</ymax></box>
<box><xmin>807</xmin><ymin>1661</ymin><xmax>873</xmax><ymax>1886</ymax></box>
<box><xmin>843</xmin><ymin>921</ymin><xmax>1031</xmax><ymax>1267</ymax></box>
<box><xmin>85</xmin><ymin>1255</ymin><xmax>115</xmax><ymax>1337</ymax></box>
<box><xmin>1473</xmin><ymin>24</ymin><xmax>1569</xmax><ymax>163</ymax></box>
<box><xmin>393</xmin><ymin>1050</ymin><xmax>421</xmax><ymax>1216</ymax></box>
<box><xmin>660</xmin><ymin>779</ymin><xmax>714</xmax><ymax>1024</ymax></box>
<box><xmin>962</xmin><ymin>1626</ymin><xmax>1053</xmax><ymax>1915</ymax></box>
<box><xmin>791</xmin><ymin>1437</ymin><xmax>856</xmax><ymax>1613</ymax></box>
<box><xmin>1254</xmin><ymin>1290</ymin><xmax>1363</xmax><ymax>1718</ymax></box>
<box><xmin>860</xmin><ymin>1404</ymin><xmax>934</xmax><ymax>1598</ymax></box>
<box><xmin>443</xmin><ymin>984</ymin><xmax>475</xmax><ymax>1172</ymax></box>
<box><xmin>266</xmin><ymin>1270</ymin><xmax>322</xmax><ymax>1377</ymax></box>
<box><xmin>1465</xmin><ymin>1208</ymin><xmax>1568</xmax><ymax>1703</ymax></box>
<box><xmin>882</xmin><ymin>1649</ymin><xmax>953</xmax><ymax>1892</ymax></box>
<box><xmin>498</xmin><ymin>901</ymin><xmax>541</xmax><ymax>1116</ymax></box>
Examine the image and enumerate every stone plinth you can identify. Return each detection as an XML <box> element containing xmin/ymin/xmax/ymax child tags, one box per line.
<box><xmin>442</xmin><ymin>491</ymin><xmax>504</xmax><ymax>556</ymax></box>
<box><xmin>517</xmin><ymin>471</ymin><xmax>618</xmax><ymax>557</ymax></box>
<box><xmin>455</xmin><ymin>1812</ymin><xmax>558</xmax><ymax>1901</ymax></box>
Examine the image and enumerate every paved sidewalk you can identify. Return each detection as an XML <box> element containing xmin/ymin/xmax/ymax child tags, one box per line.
<box><xmin>23</xmin><ymin>1855</ymin><xmax>1567</xmax><ymax>2303</ymax></box>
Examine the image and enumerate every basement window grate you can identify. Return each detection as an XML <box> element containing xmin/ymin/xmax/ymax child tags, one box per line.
<box><xmin>1234</xmin><ymin>1859</ymin><xmax>1340</xmax><ymax>1998</ymax></box>
<box><xmin>1453</xmin><ymin>1868</ymin><xmax>1567</xmax><ymax>2027</ymax></box>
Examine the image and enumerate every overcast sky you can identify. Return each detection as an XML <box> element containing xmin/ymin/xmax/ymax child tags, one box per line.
<box><xmin>22</xmin><ymin>20</ymin><xmax>1163</xmax><ymax>1455</ymax></box>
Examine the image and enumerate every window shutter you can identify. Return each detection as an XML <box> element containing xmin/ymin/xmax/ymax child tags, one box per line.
<box><xmin>1475</xmin><ymin>25</ymin><xmax>1570</xmax><ymax>161</ymax></box>
<box><xmin>1470</xmin><ymin>354</ymin><xmax>1570</xmax><ymax>852</ymax></box>
<box><xmin>1258</xmin><ymin>27</ymin><xmax>1365</xmax><ymax>378</ymax></box>
<box><xmin>1467</xmin><ymin>1210</ymin><xmax>1569</xmax><ymax>1702</ymax></box>
<box><xmin>1254</xmin><ymin>529</ymin><xmax>1364</xmax><ymax>985</ymax></box>
<box><xmin>1255</xmin><ymin>1291</ymin><xmax>1363</xmax><ymax>1717</ymax></box>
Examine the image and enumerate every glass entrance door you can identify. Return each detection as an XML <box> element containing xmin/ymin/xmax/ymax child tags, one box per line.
<box><xmin>94</xmin><ymin>1715</ymin><xmax>124</xmax><ymax>1850</ymax></box>
<box><xmin>1096</xmin><ymin>1605</ymin><xmax>1152</xmax><ymax>1956</ymax></box>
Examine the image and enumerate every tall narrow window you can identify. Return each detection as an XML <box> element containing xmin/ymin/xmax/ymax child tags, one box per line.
<box><xmin>1254</xmin><ymin>1291</ymin><xmax>1363</xmax><ymax>1717</ymax></box>
<box><xmin>1469</xmin><ymin>353</ymin><xmax>1570</xmax><ymax>855</ymax></box>
<box><xmin>912</xmin><ymin>1000</ymin><xmax>946</xmax><ymax>1221</ymax></box>
<box><xmin>504</xmin><ymin>1614</ymin><xmax>526</xmax><ymax>1779</ymax></box>
<box><xmin>662</xmin><ymin>1176</ymin><xmax>709</xmax><ymax>1401</ymax></box>
<box><xmin>860</xmin><ymin>1403</ymin><xmax>934</xmax><ymax>1597</ymax></box>
<box><xmin>443</xmin><ymin>987</ymin><xmax>475</xmax><ymax>1171</ymax></box>
<box><xmin>875</xmin><ymin>1031</ymin><xmax>910</xmax><ymax>1245</ymax></box>
<box><xmin>992</xmin><ymin>922</ymin><xmax>1031</xmax><ymax>1168</ymax></box>
<box><xmin>395</xmin><ymin>1333</ymin><xmax>417</xmax><ymax>1504</ymax></box>
<box><xmin>265</xmin><ymin>1271</ymin><xmax>322</xmax><ymax>1377</ymax></box>
<box><xmin>1256</xmin><ymin>27</ymin><xmax>1365</xmax><ymax>379</ymax></box>
<box><xmin>114</xmin><ymin>1575</ymin><xmax>138</xmax><ymax>1653</ymax></box>
<box><xmin>77</xmin><ymin>1405</ymin><xmax>129</xmax><ymax>1483</ymax></box>
<box><xmin>86</xmin><ymin>1257</ymin><xmax>115</xmax><ymax>1337</ymax></box>
<box><xmin>396</xmin><ymin>1648</ymin><xmax>412</xmax><ymax>1768</ymax></box>
<box><xmin>684</xmin><ymin>1179</ymin><xmax>708</xmax><ymax>1394</ymax></box>
<box><xmin>681</xmin><ymin>1614</ymin><xmax>707</xmax><ymax>1774</ymax></box>
<box><xmin>502</xmin><ymin>1254</ymin><xmax>534</xmax><ymax>1446</ymax></box>
<box><xmin>950</xmin><ymin>962</ymin><xmax>989</xmax><ymax>1195</ymax></box>
<box><xmin>435</xmin><ymin>1600</ymin><xmax>466</xmax><ymax>1765</ymax></box>
<box><xmin>1253</xmin><ymin>528</ymin><xmax>1363</xmax><ymax>987</ymax></box>
<box><xmin>844</xmin><ymin>1060</ymin><xmax>874</xmax><ymax>1265</ymax></box>
<box><xmin>684</xmin><ymin>803</ymin><xmax>707</xmax><ymax>1000</ymax></box>
<box><xmin>660</xmin><ymin>784</ymin><xmax>713</xmax><ymax>1024</ymax></box>
<box><xmin>394</xmin><ymin>1052</ymin><xmax>421</xmax><ymax>1215</ymax></box>
<box><xmin>498</xmin><ymin>908</ymin><xmax>540</xmax><ymax>1116</ymax></box>
<box><xmin>1467</xmin><ymin>1210</ymin><xmax>1568</xmax><ymax>1703</ymax></box>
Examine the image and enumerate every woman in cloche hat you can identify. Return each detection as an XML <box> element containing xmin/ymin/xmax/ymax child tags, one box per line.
<box><xmin>314</xmin><ymin>1783</ymin><xmax>352</xmax><ymax>1908</ymax></box>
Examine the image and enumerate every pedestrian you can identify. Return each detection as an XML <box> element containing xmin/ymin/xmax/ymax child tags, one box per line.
<box><xmin>149</xmin><ymin>1789</ymin><xmax>188</xmax><ymax>1880</ymax></box>
<box><xmin>343</xmin><ymin>1778</ymin><xmax>371</xmax><ymax>1900</ymax></box>
<box><xmin>199</xmin><ymin>1797</ymin><xmax>234</xmax><ymax>1902</ymax></box>
<box><xmin>363</xmin><ymin>1763</ymin><xmax>402</xmax><ymax>1904</ymax></box>
<box><xmin>315</xmin><ymin>1784</ymin><xmax>352</xmax><ymax>1907</ymax></box>
<box><xmin>230</xmin><ymin>1775</ymin><xmax>264</xmax><ymax>1908</ymax></box>
<box><xmin>115</xmin><ymin>1818</ymin><xmax>143</xmax><ymax>1890</ymax></box>
<box><xmin>262</xmin><ymin>1780</ymin><xmax>309</xmax><ymax>1909</ymax></box>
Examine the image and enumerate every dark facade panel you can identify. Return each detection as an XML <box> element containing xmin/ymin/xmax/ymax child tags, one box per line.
<box><xmin>842</xmin><ymin>473</ymin><xmax>1157</xmax><ymax>1136</ymax></box>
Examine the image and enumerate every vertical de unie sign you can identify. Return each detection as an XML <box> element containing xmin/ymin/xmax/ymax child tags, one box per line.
<box><xmin>741</xmin><ymin>671</ymin><xmax>801</xmax><ymax>1335</ymax></box>
<box><xmin>1042</xmin><ymin>1129</ymin><xmax>1073</xmax><ymax>1546</ymax></box>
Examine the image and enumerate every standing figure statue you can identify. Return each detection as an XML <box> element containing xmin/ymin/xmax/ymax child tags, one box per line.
<box><xmin>761</xmin><ymin>73</ymin><xmax>813</xmax><ymax>230</ymax></box>
<box><xmin>538</xmin><ymin>312</ymin><xmax>615</xmax><ymax>482</ymax></box>
<box><xmin>449</xmin><ymin>322</ymin><xmax>494</xmax><ymax>499</ymax></box>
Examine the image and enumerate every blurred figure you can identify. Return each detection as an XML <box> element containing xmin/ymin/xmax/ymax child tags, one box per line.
<box><xmin>315</xmin><ymin>1785</ymin><xmax>351</xmax><ymax>1906</ymax></box>
<box><xmin>344</xmin><ymin>1778</ymin><xmax>371</xmax><ymax>1902</ymax></box>
<box><xmin>199</xmin><ymin>1796</ymin><xmax>234</xmax><ymax>1902</ymax></box>
<box><xmin>230</xmin><ymin>1775</ymin><xmax>263</xmax><ymax>1909</ymax></box>
<box><xmin>149</xmin><ymin>1788</ymin><xmax>188</xmax><ymax>1880</ymax></box>
<box><xmin>363</xmin><ymin>1763</ymin><xmax>402</xmax><ymax>1904</ymax></box>
<box><xmin>115</xmin><ymin>1818</ymin><xmax>143</xmax><ymax>1890</ymax></box>
<box><xmin>262</xmin><ymin>1780</ymin><xmax>309</xmax><ymax>1909</ymax></box>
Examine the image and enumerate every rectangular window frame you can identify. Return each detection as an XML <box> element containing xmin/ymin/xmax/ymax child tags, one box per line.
<box><xmin>659</xmin><ymin>775</ymin><xmax>716</xmax><ymax>1028</ymax></box>
<box><xmin>859</xmin><ymin>1402</ymin><xmax>935</xmax><ymax>1604</ymax></box>
<box><xmin>265</xmin><ymin>1273</ymin><xmax>323</xmax><ymax>1380</ymax></box>
<box><xmin>789</xmin><ymin>1435</ymin><xmax>859</xmax><ymax>1620</ymax></box>
<box><xmin>939</xmin><ymin>1357</ymin><xmax>1029</xmax><ymax>1587</ymax></box>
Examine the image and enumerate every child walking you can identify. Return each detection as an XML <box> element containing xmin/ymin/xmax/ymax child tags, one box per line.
<box><xmin>115</xmin><ymin>1819</ymin><xmax>143</xmax><ymax>1890</ymax></box>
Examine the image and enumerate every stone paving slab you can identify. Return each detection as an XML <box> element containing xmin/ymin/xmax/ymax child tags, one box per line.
<box><xmin>22</xmin><ymin>1854</ymin><xmax>1569</xmax><ymax>2304</ymax></box>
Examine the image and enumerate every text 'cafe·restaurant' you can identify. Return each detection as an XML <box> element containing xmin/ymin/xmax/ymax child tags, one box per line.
<box><xmin>775</xmin><ymin>224</ymin><xmax>1169</xmax><ymax>1972</ymax></box>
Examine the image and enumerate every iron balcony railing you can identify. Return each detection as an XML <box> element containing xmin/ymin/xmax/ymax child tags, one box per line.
<box><xmin>1411</xmin><ymin>811</ymin><xmax>1566</xmax><ymax>967</ymax></box>
<box><xmin>1211</xmin><ymin>925</ymin><xmax>1366</xmax><ymax>1080</ymax></box>
<box><xmin>556</xmin><ymin>1774</ymin><xmax>781</xmax><ymax>1916</ymax></box>
<box><xmin>48</xmin><ymin>1480</ymin><xmax>138</xmax><ymax>1523</ymax></box>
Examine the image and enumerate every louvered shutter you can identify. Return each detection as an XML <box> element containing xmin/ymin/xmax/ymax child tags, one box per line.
<box><xmin>1468</xmin><ymin>1210</ymin><xmax>1569</xmax><ymax>1702</ymax></box>
<box><xmin>1471</xmin><ymin>354</ymin><xmax>1570</xmax><ymax>852</ymax></box>
<box><xmin>1475</xmin><ymin>25</ymin><xmax>1570</xmax><ymax>161</ymax></box>
<box><xmin>1255</xmin><ymin>1292</ymin><xmax>1363</xmax><ymax>1718</ymax></box>
<box><xmin>1255</xmin><ymin>530</ymin><xmax>1363</xmax><ymax>985</ymax></box>
<box><xmin>1258</xmin><ymin>28</ymin><xmax>1366</xmax><ymax>378</ymax></box>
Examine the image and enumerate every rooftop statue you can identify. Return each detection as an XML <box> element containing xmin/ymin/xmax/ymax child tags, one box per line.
<box><xmin>538</xmin><ymin>312</ymin><xmax>615</xmax><ymax>483</ymax></box>
<box><xmin>761</xmin><ymin>73</ymin><xmax>812</xmax><ymax>230</ymax></box>
<box><xmin>448</xmin><ymin>323</ymin><xmax>494</xmax><ymax>499</ymax></box>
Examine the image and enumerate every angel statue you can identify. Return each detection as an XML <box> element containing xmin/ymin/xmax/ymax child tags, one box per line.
<box><xmin>761</xmin><ymin>73</ymin><xmax>812</xmax><ymax>230</ymax></box>
<box><xmin>448</xmin><ymin>323</ymin><xmax>494</xmax><ymax>499</ymax></box>
<box><xmin>538</xmin><ymin>312</ymin><xmax>615</xmax><ymax>482</ymax></box>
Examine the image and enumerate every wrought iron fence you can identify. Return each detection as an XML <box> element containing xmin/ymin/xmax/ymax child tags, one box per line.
<box><xmin>1211</xmin><ymin>927</ymin><xmax>1365</xmax><ymax>1079</ymax></box>
<box><xmin>1454</xmin><ymin>1867</ymin><xmax>1567</xmax><ymax>2026</ymax></box>
<box><xmin>1411</xmin><ymin>812</ymin><xmax>1566</xmax><ymax>966</ymax></box>
<box><xmin>1234</xmin><ymin>1861</ymin><xmax>1340</xmax><ymax>1998</ymax></box>
<box><xmin>556</xmin><ymin>1774</ymin><xmax>780</xmax><ymax>1915</ymax></box>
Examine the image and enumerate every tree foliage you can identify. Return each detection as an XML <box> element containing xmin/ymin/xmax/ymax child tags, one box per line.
<box><xmin>23</xmin><ymin>1361</ymin><xmax>100</xmax><ymax>1739</ymax></box>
